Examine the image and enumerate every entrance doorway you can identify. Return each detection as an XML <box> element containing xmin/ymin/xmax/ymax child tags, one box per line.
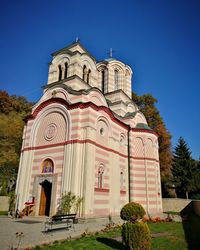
<box><xmin>39</xmin><ymin>180</ymin><xmax>52</xmax><ymax>216</ymax></box>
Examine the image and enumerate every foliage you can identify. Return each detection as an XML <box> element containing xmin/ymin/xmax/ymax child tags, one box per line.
<box><xmin>0</xmin><ymin>90</ymin><xmax>33</xmax><ymax>190</ymax></box>
<box><xmin>120</xmin><ymin>202</ymin><xmax>151</xmax><ymax>250</ymax></box>
<box><xmin>122</xmin><ymin>221</ymin><xmax>151</xmax><ymax>250</ymax></box>
<box><xmin>33</xmin><ymin>222</ymin><xmax>187</xmax><ymax>250</ymax></box>
<box><xmin>132</xmin><ymin>93</ymin><xmax>172</xmax><ymax>176</ymax></box>
<box><xmin>132</xmin><ymin>93</ymin><xmax>172</xmax><ymax>197</ymax></box>
<box><xmin>120</xmin><ymin>202</ymin><xmax>145</xmax><ymax>221</ymax></box>
<box><xmin>0</xmin><ymin>178</ymin><xmax>8</xmax><ymax>195</ymax></box>
<box><xmin>8</xmin><ymin>191</ymin><xmax>16</xmax><ymax>211</ymax></box>
<box><xmin>58</xmin><ymin>192</ymin><xmax>83</xmax><ymax>215</ymax></box>
<box><xmin>171</xmin><ymin>137</ymin><xmax>196</xmax><ymax>198</ymax></box>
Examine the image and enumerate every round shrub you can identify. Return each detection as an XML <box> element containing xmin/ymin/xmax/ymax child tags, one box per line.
<box><xmin>120</xmin><ymin>202</ymin><xmax>145</xmax><ymax>221</ymax></box>
<box><xmin>122</xmin><ymin>221</ymin><xmax>151</xmax><ymax>250</ymax></box>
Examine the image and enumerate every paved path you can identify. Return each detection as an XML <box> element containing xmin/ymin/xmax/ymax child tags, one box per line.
<box><xmin>0</xmin><ymin>215</ymin><xmax>115</xmax><ymax>250</ymax></box>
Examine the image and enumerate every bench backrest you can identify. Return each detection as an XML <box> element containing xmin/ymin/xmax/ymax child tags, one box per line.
<box><xmin>51</xmin><ymin>214</ymin><xmax>76</xmax><ymax>222</ymax></box>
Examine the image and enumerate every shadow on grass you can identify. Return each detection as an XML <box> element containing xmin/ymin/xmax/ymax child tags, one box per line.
<box><xmin>181</xmin><ymin>202</ymin><xmax>200</xmax><ymax>250</ymax></box>
<box><xmin>96</xmin><ymin>237</ymin><xmax>126</xmax><ymax>249</ymax></box>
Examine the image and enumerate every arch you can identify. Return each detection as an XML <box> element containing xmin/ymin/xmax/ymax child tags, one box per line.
<box><xmin>146</xmin><ymin>138</ymin><xmax>154</xmax><ymax>158</ymax></box>
<box><xmin>30</xmin><ymin>103</ymin><xmax>71</xmax><ymax>147</ymax></box>
<box><xmin>89</xmin><ymin>91</ymin><xmax>108</xmax><ymax>107</ymax></box>
<box><xmin>133</xmin><ymin>137</ymin><xmax>145</xmax><ymax>157</ymax></box>
<box><xmin>96</xmin><ymin>116</ymin><xmax>111</xmax><ymax>135</ymax></box>
<box><xmin>41</xmin><ymin>158</ymin><xmax>54</xmax><ymax>173</ymax></box>
<box><xmin>120</xmin><ymin>133</ymin><xmax>126</xmax><ymax>145</ymax></box>
<box><xmin>97</xmin><ymin>165</ymin><xmax>104</xmax><ymax>188</ymax></box>
<box><xmin>96</xmin><ymin>116</ymin><xmax>111</xmax><ymax>145</ymax></box>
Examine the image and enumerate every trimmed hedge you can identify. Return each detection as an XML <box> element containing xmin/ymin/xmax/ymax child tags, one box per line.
<box><xmin>120</xmin><ymin>202</ymin><xmax>145</xmax><ymax>221</ymax></box>
<box><xmin>122</xmin><ymin>221</ymin><xmax>151</xmax><ymax>250</ymax></box>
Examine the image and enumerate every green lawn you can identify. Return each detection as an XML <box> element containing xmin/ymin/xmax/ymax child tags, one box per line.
<box><xmin>34</xmin><ymin>221</ymin><xmax>190</xmax><ymax>250</ymax></box>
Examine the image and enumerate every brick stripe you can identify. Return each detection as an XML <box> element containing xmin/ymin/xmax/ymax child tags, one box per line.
<box><xmin>94</xmin><ymin>200</ymin><xmax>109</xmax><ymax>205</ymax></box>
<box><xmin>22</xmin><ymin>138</ymin><xmax>159</xmax><ymax>163</ymax></box>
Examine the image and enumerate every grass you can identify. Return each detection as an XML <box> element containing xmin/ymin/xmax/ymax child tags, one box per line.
<box><xmin>149</xmin><ymin>222</ymin><xmax>187</xmax><ymax>250</ymax></box>
<box><xmin>34</xmin><ymin>221</ymin><xmax>189</xmax><ymax>250</ymax></box>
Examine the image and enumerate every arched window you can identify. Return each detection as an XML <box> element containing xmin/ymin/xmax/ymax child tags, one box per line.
<box><xmin>114</xmin><ymin>69</ymin><xmax>119</xmax><ymax>90</ymax></box>
<box><xmin>83</xmin><ymin>65</ymin><xmax>87</xmax><ymax>81</ymax></box>
<box><xmin>120</xmin><ymin>170</ymin><xmax>124</xmax><ymax>189</ymax></box>
<box><xmin>58</xmin><ymin>65</ymin><xmax>62</xmax><ymax>81</ymax></box>
<box><xmin>101</xmin><ymin>70</ymin><xmax>105</xmax><ymax>94</ymax></box>
<box><xmin>41</xmin><ymin>159</ymin><xmax>54</xmax><ymax>173</ymax></box>
<box><xmin>64</xmin><ymin>62</ymin><xmax>68</xmax><ymax>79</ymax></box>
<box><xmin>98</xmin><ymin>167</ymin><xmax>104</xmax><ymax>188</ymax></box>
<box><xmin>87</xmin><ymin>69</ymin><xmax>91</xmax><ymax>84</ymax></box>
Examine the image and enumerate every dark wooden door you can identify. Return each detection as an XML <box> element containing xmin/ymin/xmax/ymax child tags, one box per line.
<box><xmin>39</xmin><ymin>180</ymin><xmax>52</xmax><ymax>216</ymax></box>
<box><xmin>39</xmin><ymin>186</ymin><xmax>46</xmax><ymax>215</ymax></box>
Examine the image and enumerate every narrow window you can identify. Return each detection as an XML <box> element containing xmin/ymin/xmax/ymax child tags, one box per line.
<box><xmin>87</xmin><ymin>69</ymin><xmax>91</xmax><ymax>84</ymax></box>
<box><xmin>114</xmin><ymin>69</ymin><xmax>119</xmax><ymax>90</ymax></box>
<box><xmin>120</xmin><ymin>170</ymin><xmax>123</xmax><ymax>189</ymax></box>
<box><xmin>58</xmin><ymin>65</ymin><xmax>62</xmax><ymax>81</ymax></box>
<box><xmin>98</xmin><ymin>167</ymin><xmax>104</xmax><ymax>188</ymax></box>
<box><xmin>83</xmin><ymin>65</ymin><xmax>87</xmax><ymax>81</ymax></box>
<box><xmin>102</xmin><ymin>70</ymin><xmax>105</xmax><ymax>94</ymax></box>
<box><xmin>64</xmin><ymin>62</ymin><xmax>68</xmax><ymax>78</ymax></box>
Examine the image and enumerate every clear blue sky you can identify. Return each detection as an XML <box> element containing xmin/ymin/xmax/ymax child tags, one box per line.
<box><xmin>0</xmin><ymin>0</ymin><xmax>199</xmax><ymax>159</ymax></box>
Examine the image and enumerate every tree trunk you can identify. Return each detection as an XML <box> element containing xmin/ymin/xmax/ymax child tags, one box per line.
<box><xmin>186</xmin><ymin>191</ymin><xmax>189</xmax><ymax>199</ymax></box>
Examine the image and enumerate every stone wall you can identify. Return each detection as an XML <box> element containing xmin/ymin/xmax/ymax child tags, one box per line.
<box><xmin>162</xmin><ymin>198</ymin><xmax>192</xmax><ymax>212</ymax></box>
<box><xmin>0</xmin><ymin>196</ymin><xmax>9</xmax><ymax>211</ymax></box>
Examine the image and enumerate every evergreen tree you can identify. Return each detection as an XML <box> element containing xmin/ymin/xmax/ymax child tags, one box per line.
<box><xmin>172</xmin><ymin>137</ymin><xmax>195</xmax><ymax>199</ymax></box>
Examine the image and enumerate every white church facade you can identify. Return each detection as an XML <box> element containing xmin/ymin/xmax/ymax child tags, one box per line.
<box><xmin>15</xmin><ymin>41</ymin><xmax>162</xmax><ymax>218</ymax></box>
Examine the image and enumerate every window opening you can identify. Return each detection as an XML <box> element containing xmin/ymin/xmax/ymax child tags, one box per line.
<box><xmin>83</xmin><ymin>65</ymin><xmax>87</xmax><ymax>81</ymax></box>
<box><xmin>64</xmin><ymin>62</ymin><xmax>68</xmax><ymax>78</ymax></box>
<box><xmin>87</xmin><ymin>69</ymin><xmax>91</xmax><ymax>84</ymax></box>
<box><xmin>98</xmin><ymin>167</ymin><xmax>104</xmax><ymax>188</ymax></box>
<box><xmin>114</xmin><ymin>69</ymin><xmax>119</xmax><ymax>90</ymax></box>
<box><xmin>120</xmin><ymin>170</ymin><xmax>123</xmax><ymax>189</ymax></box>
<box><xmin>58</xmin><ymin>65</ymin><xmax>62</xmax><ymax>81</ymax></box>
<box><xmin>102</xmin><ymin>70</ymin><xmax>105</xmax><ymax>94</ymax></box>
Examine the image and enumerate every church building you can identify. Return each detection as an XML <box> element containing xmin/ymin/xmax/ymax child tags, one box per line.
<box><xmin>15</xmin><ymin>41</ymin><xmax>162</xmax><ymax>218</ymax></box>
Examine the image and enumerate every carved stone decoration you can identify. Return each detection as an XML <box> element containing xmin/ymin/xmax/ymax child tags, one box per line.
<box><xmin>44</xmin><ymin>123</ymin><xmax>57</xmax><ymax>141</ymax></box>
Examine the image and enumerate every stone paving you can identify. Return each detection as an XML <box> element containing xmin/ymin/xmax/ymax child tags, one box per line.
<box><xmin>0</xmin><ymin>213</ymin><xmax>181</xmax><ymax>249</ymax></box>
<box><xmin>0</xmin><ymin>215</ymin><xmax>116</xmax><ymax>250</ymax></box>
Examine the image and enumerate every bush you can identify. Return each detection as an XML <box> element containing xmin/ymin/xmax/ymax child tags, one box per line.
<box><xmin>120</xmin><ymin>202</ymin><xmax>145</xmax><ymax>221</ymax></box>
<box><xmin>58</xmin><ymin>192</ymin><xmax>83</xmax><ymax>215</ymax></box>
<box><xmin>122</xmin><ymin>221</ymin><xmax>151</xmax><ymax>250</ymax></box>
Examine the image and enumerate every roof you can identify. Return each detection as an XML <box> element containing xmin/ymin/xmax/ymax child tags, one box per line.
<box><xmin>51</xmin><ymin>41</ymin><xmax>96</xmax><ymax>62</ymax></box>
<box><xmin>135</xmin><ymin>123</ymin><xmax>151</xmax><ymax>130</ymax></box>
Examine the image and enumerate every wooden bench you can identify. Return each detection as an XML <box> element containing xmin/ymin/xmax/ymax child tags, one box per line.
<box><xmin>44</xmin><ymin>214</ymin><xmax>77</xmax><ymax>232</ymax></box>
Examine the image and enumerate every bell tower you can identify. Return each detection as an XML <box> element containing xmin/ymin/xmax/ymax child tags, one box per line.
<box><xmin>97</xmin><ymin>57</ymin><xmax>132</xmax><ymax>97</ymax></box>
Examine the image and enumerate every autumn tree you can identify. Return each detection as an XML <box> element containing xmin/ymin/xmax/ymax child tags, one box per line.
<box><xmin>0</xmin><ymin>90</ymin><xmax>33</xmax><ymax>192</ymax></box>
<box><xmin>132</xmin><ymin>93</ymin><xmax>172</xmax><ymax>197</ymax></box>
